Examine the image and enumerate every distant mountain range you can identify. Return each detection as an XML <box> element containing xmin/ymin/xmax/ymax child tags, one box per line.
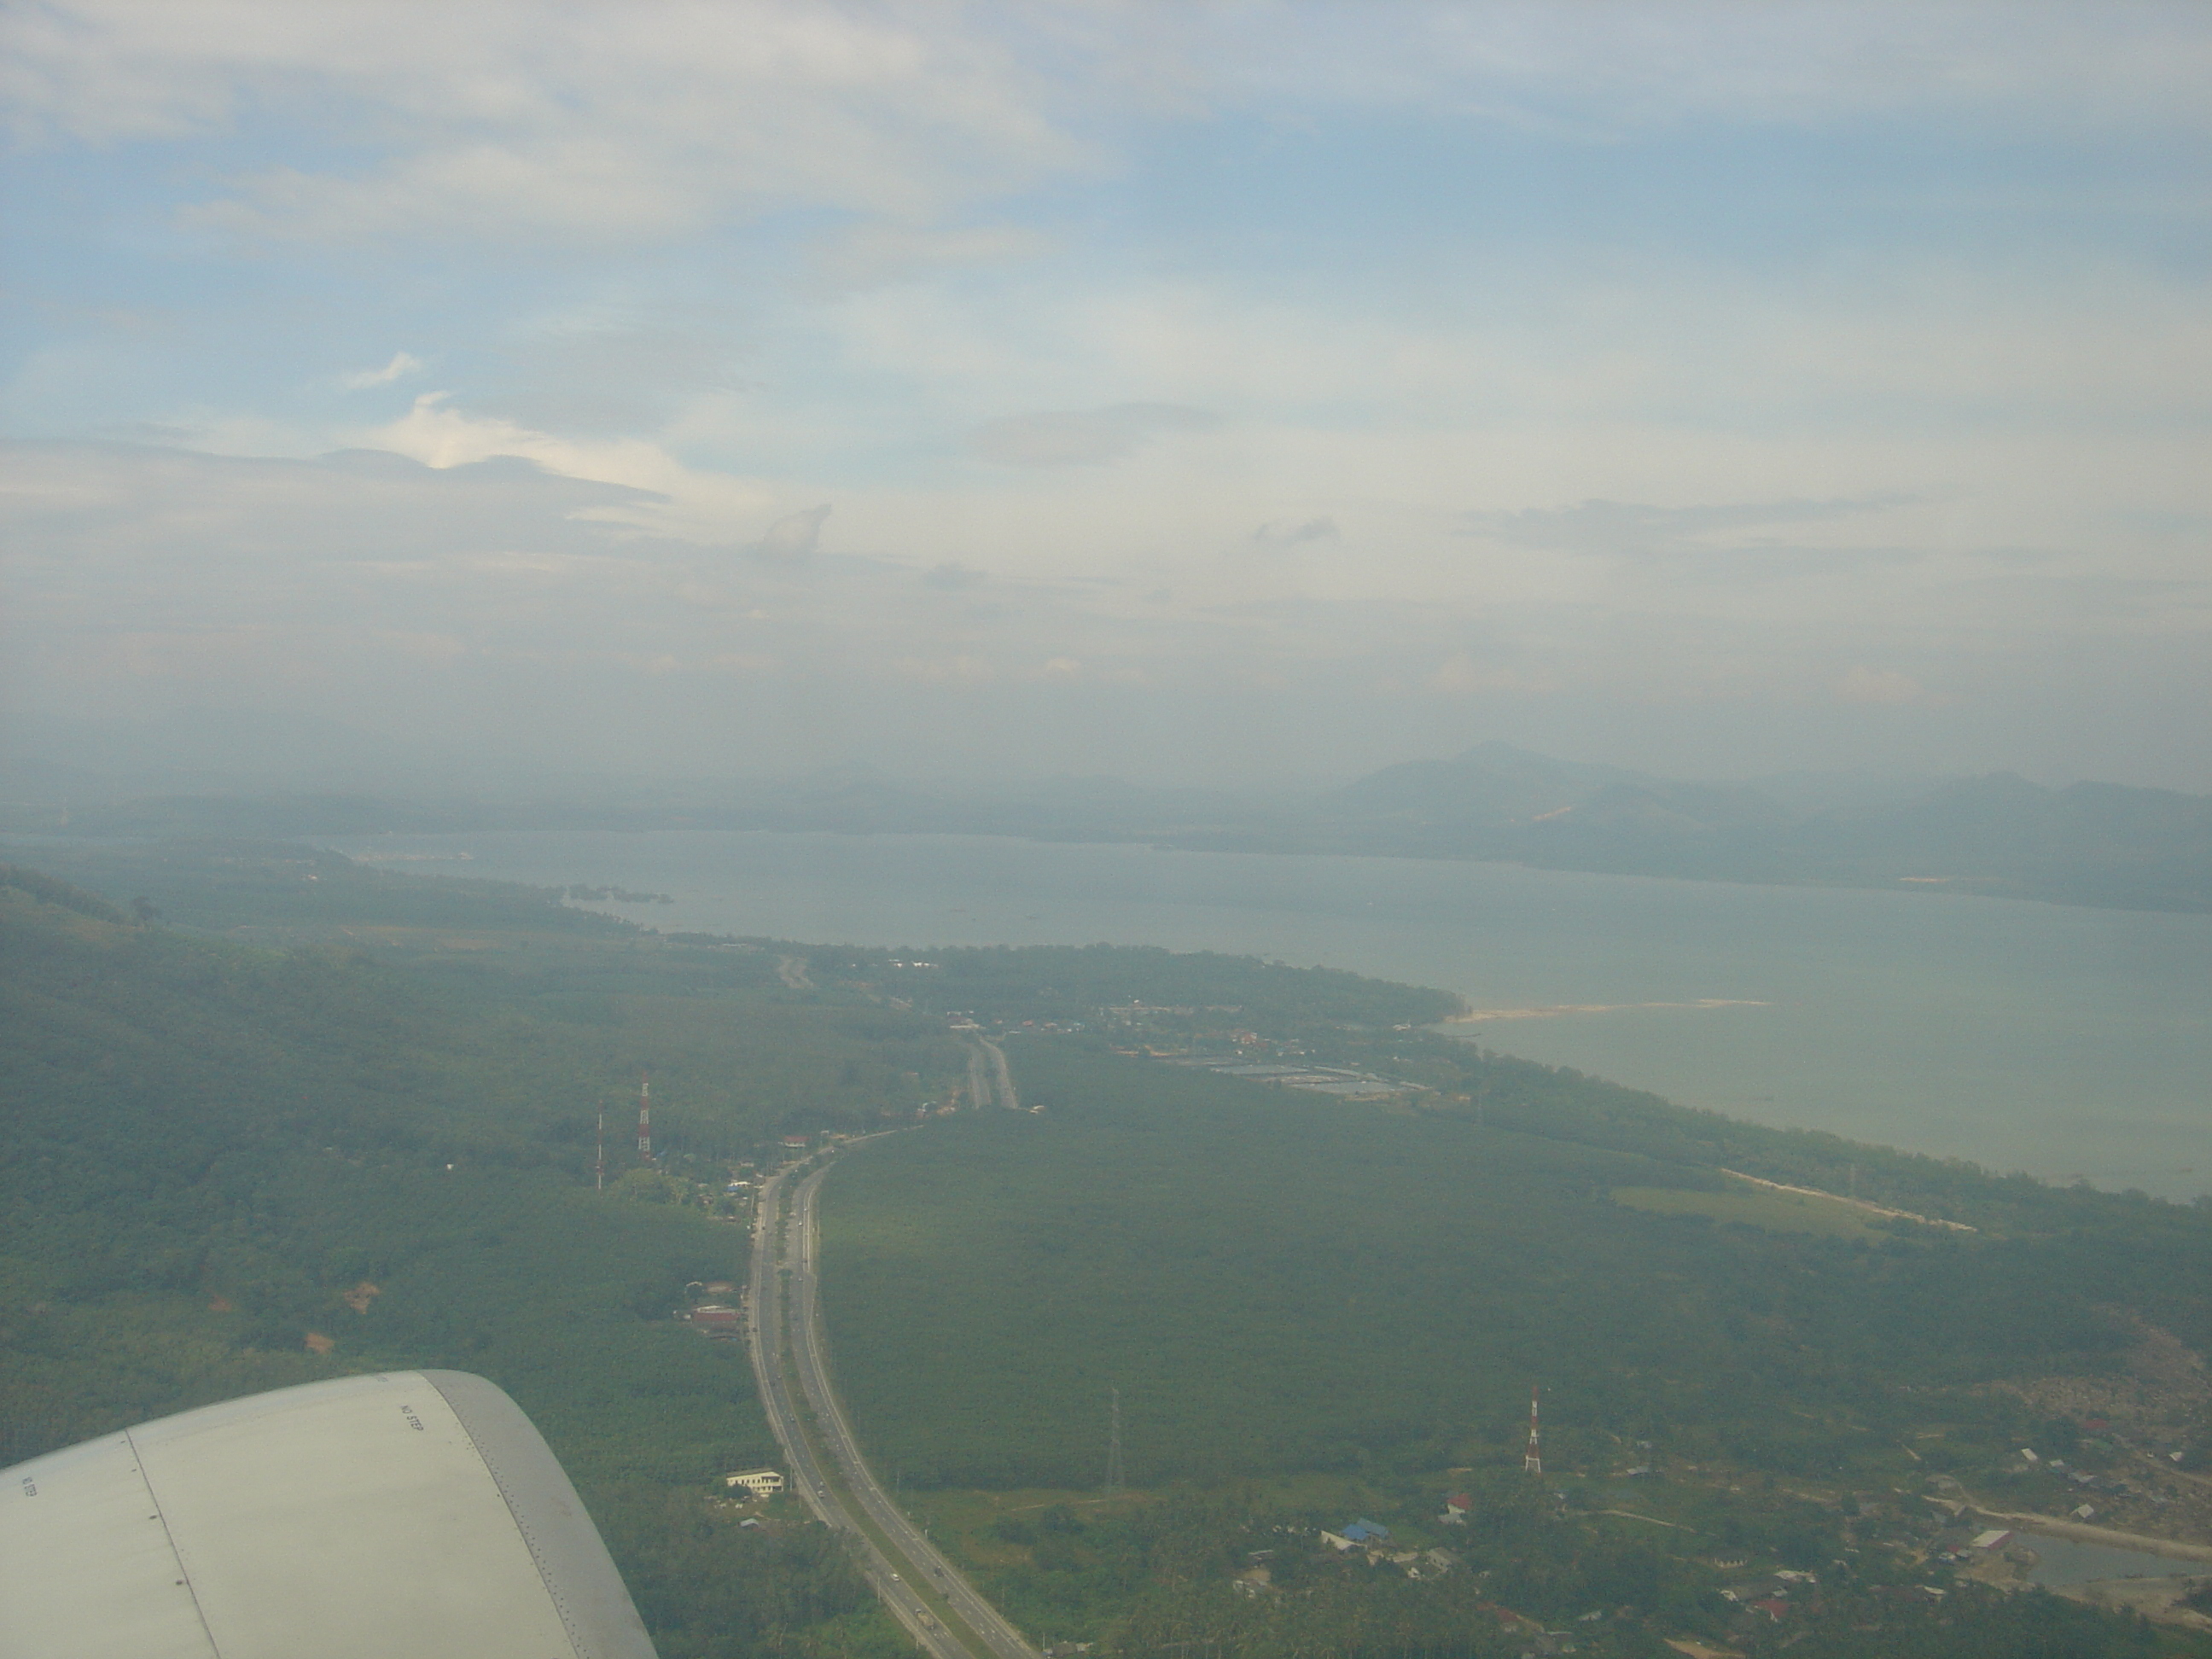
<box><xmin>9</xmin><ymin>740</ymin><xmax>2209</xmax><ymax>914</ymax></box>
<box><xmin>1288</xmin><ymin>742</ymin><xmax>2212</xmax><ymax>911</ymax></box>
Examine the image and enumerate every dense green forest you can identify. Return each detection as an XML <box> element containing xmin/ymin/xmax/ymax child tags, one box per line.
<box><xmin>0</xmin><ymin>843</ymin><xmax>1493</xmax><ymax>1656</ymax></box>
<box><xmin>804</xmin><ymin>940</ymin><xmax>1464</xmax><ymax>1031</ymax></box>
<box><xmin>821</xmin><ymin>1039</ymin><xmax>2212</xmax><ymax>1656</ymax></box>
<box><xmin>822</xmin><ymin>1039</ymin><xmax>2210</xmax><ymax>1487</ymax></box>
<box><xmin>0</xmin><ymin>855</ymin><xmax>957</xmax><ymax>1659</ymax></box>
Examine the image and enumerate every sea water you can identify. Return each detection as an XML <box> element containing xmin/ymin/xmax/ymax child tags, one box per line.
<box><xmin>322</xmin><ymin>830</ymin><xmax>2212</xmax><ymax>1200</ymax></box>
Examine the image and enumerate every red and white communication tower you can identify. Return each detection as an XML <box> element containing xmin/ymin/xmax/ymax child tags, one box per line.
<box><xmin>636</xmin><ymin>1071</ymin><xmax>653</xmax><ymax>1159</ymax></box>
<box><xmin>1522</xmin><ymin>1386</ymin><xmax>1543</xmax><ymax>1476</ymax></box>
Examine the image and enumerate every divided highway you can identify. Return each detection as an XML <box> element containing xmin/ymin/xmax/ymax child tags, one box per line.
<box><xmin>747</xmin><ymin>1130</ymin><xmax>1039</xmax><ymax>1659</ymax></box>
<box><xmin>963</xmin><ymin>1039</ymin><xmax>1018</xmax><ymax>1111</ymax></box>
<box><xmin>979</xmin><ymin>1039</ymin><xmax>1019</xmax><ymax>1112</ymax></box>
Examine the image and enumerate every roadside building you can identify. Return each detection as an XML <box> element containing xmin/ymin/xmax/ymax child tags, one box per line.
<box><xmin>725</xmin><ymin>1469</ymin><xmax>784</xmax><ymax>1496</ymax></box>
<box><xmin>1324</xmin><ymin>1519</ymin><xmax>1394</xmax><ymax>1555</ymax></box>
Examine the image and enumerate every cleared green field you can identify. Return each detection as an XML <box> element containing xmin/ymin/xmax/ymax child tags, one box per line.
<box><xmin>1611</xmin><ymin>1180</ymin><xmax>1887</xmax><ymax>1240</ymax></box>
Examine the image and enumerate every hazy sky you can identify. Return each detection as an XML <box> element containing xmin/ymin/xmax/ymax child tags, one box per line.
<box><xmin>3</xmin><ymin>2</ymin><xmax>2208</xmax><ymax>792</ymax></box>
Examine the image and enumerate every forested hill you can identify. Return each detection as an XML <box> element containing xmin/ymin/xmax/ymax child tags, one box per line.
<box><xmin>0</xmin><ymin>862</ymin><xmax>936</xmax><ymax>1659</ymax></box>
<box><xmin>25</xmin><ymin>742</ymin><xmax>2209</xmax><ymax>911</ymax></box>
<box><xmin>1311</xmin><ymin>743</ymin><xmax>2212</xmax><ymax>911</ymax></box>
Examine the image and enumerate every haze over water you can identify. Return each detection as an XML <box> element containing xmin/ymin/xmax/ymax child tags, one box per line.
<box><xmin>329</xmin><ymin>830</ymin><xmax>2212</xmax><ymax>1202</ymax></box>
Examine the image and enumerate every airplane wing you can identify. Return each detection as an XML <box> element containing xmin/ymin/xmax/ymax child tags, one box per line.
<box><xmin>1</xmin><ymin>1370</ymin><xmax>657</xmax><ymax>1658</ymax></box>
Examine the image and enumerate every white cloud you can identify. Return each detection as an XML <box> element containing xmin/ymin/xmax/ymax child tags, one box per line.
<box><xmin>1131</xmin><ymin>1</ymin><xmax>2212</xmax><ymax>137</ymax></box>
<box><xmin>921</xmin><ymin>562</ymin><xmax>987</xmax><ymax>591</ymax></box>
<box><xmin>1457</xmin><ymin>497</ymin><xmax>1923</xmax><ymax>568</ymax></box>
<box><xmin>338</xmin><ymin>351</ymin><xmax>423</xmax><ymax>390</ymax></box>
<box><xmin>15</xmin><ymin>3</ymin><xmax>2211</xmax><ymax>162</ymax></box>
<box><xmin>758</xmin><ymin>504</ymin><xmax>830</xmax><ymax>563</ymax></box>
<box><xmin>806</xmin><ymin>221</ymin><xmax>1057</xmax><ymax>293</ymax></box>
<box><xmin>893</xmin><ymin>653</ymin><xmax>996</xmax><ymax>685</ymax></box>
<box><xmin>5</xmin><ymin>2</ymin><xmax>1092</xmax><ymax>242</ymax></box>
<box><xmin>1253</xmin><ymin>516</ymin><xmax>1340</xmax><ymax>549</ymax></box>
<box><xmin>6</xmin><ymin>439</ymin><xmax>2208</xmax><ymax>788</ymax></box>
<box><xmin>969</xmin><ymin>403</ymin><xmax>1221</xmax><ymax>467</ymax></box>
<box><xmin>1834</xmin><ymin>665</ymin><xmax>1930</xmax><ymax>706</ymax></box>
<box><xmin>362</xmin><ymin>392</ymin><xmax>780</xmax><ymax>542</ymax></box>
<box><xmin>9</xmin><ymin>5</ymin><xmax>2212</xmax><ymax>788</ymax></box>
<box><xmin>19</xmin><ymin>3</ymin><xmax>2205</xmax><ymax>260</ymax></box>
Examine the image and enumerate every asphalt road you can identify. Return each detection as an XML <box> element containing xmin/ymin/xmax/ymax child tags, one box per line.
<box><xmin>980</xmin><ymin>1039</ymin><xmax>1020</xmax><ymax>1111</ymax></box>
<box><xmin>748</xmin><ymin>1138</ymin><xmax>1039</xmax><ymax>1659</ymax></box>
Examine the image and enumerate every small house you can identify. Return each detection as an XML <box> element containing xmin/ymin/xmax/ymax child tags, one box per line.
<box><xmin>688</xmin><ymin>1306</ymin><xmax>742</xmax><ymax>1336</ymax></box>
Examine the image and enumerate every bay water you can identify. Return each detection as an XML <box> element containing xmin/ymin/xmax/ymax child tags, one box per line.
<box><xmin>323</xmin><ymin>830</ymin><xmax>2212</xmax><ymax>1201</ymax></box>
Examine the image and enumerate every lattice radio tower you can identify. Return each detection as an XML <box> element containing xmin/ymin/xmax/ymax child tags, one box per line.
<box><xmin>1522</xmin><ymin>1385</ymin><xmax>1543</xmax><ymax>1476</ymax></box>
<box><xmin>1104</xmin><ymin>1388</ymin><xmax>1126</xmax><ymax>1496</ymax></box>
<box><xmin>637</xmin><ymin>1070</ymin><xmax>653</xmax><ymax>1159</ymax></box>
<box><xmin>596</xmin><ymin>1108</ymin><xmax>605</xmax><ymax>1190</ymax></box>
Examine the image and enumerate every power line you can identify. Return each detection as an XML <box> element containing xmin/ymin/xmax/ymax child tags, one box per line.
<box><xmin>1104</xmin><ymin>1387</ymin><xmax>1125</xmax><ymax>1496</ymax></box>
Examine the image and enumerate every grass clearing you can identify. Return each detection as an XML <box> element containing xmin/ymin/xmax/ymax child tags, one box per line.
<box><xmin>1610</xmin><ymin>1179</ymin><xmax>1888</xmax><ymax>1240</ymax></box>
